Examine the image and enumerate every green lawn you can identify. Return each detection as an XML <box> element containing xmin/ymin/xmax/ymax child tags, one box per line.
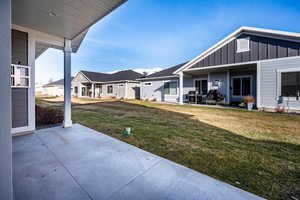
<box><xmin>37</xmin><ymin>98</ymin><xmax>300</xmax><ymax>200</ymax></box>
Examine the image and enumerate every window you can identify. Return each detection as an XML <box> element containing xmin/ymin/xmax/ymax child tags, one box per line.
<box><xmin>195</xmin><ymin>79</ymin><xmax>208</xmax><ymax>95</ymax></box>
<box><xmin>144</xmin><ymin>82</ymin><xmax>152</xmax><ymax>86</ymax></box>
<box><xmin>232</xmin><ymin>76</ymin><xmax>251</xmax><ymax>96</ymax></box>
<box><xmin>281</xmin><ymin>72</ymin><xmax>300</xmax><ymax>97</ymax></box>
<box><xmin>236</xmin><ymin>37</ymin><xmax>250</xmax><ymax>53</ymax></box>
<box><xmin>82</xmin><ymin>87</ymin><xmax>86</xmax><ymax>96</ymax></box>
<box><xmin>107</xmin><ymin>85</ymin><xmax>113</xmax><ymax>94</ymax></box>
<box><xmin>11</xmin><ymin>64</ymin><xmax>30</xmax><ymax>88</ymax></box>
<box><xmin>164</xmin><ymin>81</ymin><xmax>177</xmax><ymax>95</ymax></box>
<box><xmin>74</xmin><ymin>87</ymin><xmax>78</xmax><ymax>94</ymax></box>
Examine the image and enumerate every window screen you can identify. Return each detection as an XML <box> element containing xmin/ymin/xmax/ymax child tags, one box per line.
<box><xmin>242</xmin><ymin>77</ymin><xmax>251</xmax><ymax>96</ymax></box>
<box><xmin>164</xmin><ymin>82</ymin><xmax>177</xmax><ymax>95</ymax></box>
<box><xmin>281</xmin><ymin>72</ymin><xmax>300</xmax><ymax>97</ymax></box>
<box><xmin>232</xmin><ymin>77</ymin><xmax>251</xmax><ymax>96</ymax></box>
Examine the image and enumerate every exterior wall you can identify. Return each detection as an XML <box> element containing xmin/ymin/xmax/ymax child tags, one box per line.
<box><xmin>230</xmin><ymin>68</ymin><xmax>257</xmax><ymax>103</ymax></box>
<box><xmin>11</xmin><ymin>29</ymin><xmax>29</xmax><ymax>131</ymax></box>
<box><xmin>140</xmin><ymin>78</ymin><xmax>179</xmax><ymax>103</ymax></box>
<box><xmin>73</xmin><ymin>72</ymin><xmax>89</xmax><ymax>82</ymax></box>
<box><xmin>0</xmin><ymin>0</ymin><xmax>13</xmax><ymax>198</ymax></box>
<box><xmin>72</xmin><ymin>81</ymin><xmax>140</xmax><ymax>99</ymax></box>
<box><xmin>127</xmin><ymin>82</ymin><xmax>140</xmax><ymax>99</ymax></box>
<box><xmin>190</xmin><ymin>33</ymin><xmax>300</xmax><ymax>69</ymax></box>
<box><xmin>42</xmin><ymin>86</ymin><xmax>64</xmax><ymax>96</ymax></box>
<box><xmin>12</xmin><ymin>25</ymin><xmax>65</xmax><ymax>134</ymax></box>
<box><xmin>187</xmin><ymin>66</ymin><xmax>256</xmax><ymax>104</ymax></box>
<box><xmin>182</xmin><ymin>75</ymin><xmax>194</xmax><ymax>102</ymax></box>
<box><xmin>101</xmin><ymin>83</ymin><xmax>123</xmax><ymax>98</ymax></box>
<box><xmin>12</xmin><ymin>89</ymin><xmax>28</xmax><ymax>128</ymax></box>
<box><xmin>259</xmin><ymin>57</ymin><xmax>300</xmax><ymax>110</ymax></box>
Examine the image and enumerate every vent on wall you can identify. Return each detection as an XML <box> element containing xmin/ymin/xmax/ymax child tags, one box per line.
<box><xmin>236</xmin><ymin>37</ymin><xmax>250</xmax><ymax>53</ymax></box>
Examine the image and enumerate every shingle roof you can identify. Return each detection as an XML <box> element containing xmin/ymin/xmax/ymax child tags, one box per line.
<box><xmin>144</xmin><ymin>62</ymin><xmax>188</xmax><ymax>79</ymax></box>
<box><xmin>80</xmin><ymin>70</ymin><xmax>143</xmax><ymax>82</ymax></box>
<box><xmin>44</xmin><ymin>77</ymin><xmax>74</xmax><ymax>87</ymax></box>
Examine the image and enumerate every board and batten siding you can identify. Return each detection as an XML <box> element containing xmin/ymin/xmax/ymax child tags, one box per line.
<box><xmin>12</xmin><ymin>29</ymin><xmax>28</xmax><ymax>129</ymax></box>
<box><xmin>140</xmin><ymin>78</ymin><xmax>179</xmax><ymax>103</ymax></box>
<box><xmin>190</xmin><ymin>33</ymin><xmax>300</xmax><ymax>69</ymax></box>
<box><xmin>259</xmin><ymin>57</ymin><xmax>300</xmax><ymax>110</ymax></box>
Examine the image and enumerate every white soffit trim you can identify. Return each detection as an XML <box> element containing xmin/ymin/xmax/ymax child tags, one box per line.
<box><xmin>174</xmin><ymin>26</ymin><xmax>300</xmax><ymax>74</ymax></box>
<box><xmin>72</xmin><ymin>71</ymin><xmax>92</xmax><ymax>83</ymax></box>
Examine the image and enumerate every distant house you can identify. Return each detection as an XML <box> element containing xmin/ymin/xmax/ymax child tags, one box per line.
<box><xmin>40</xmin><ymin>77</ymin><xmax>74</xmax><ymax>96</ymax></box>
<box><xmin>72</xmin><ymin>70</ymin><xmax>143</xmax><ymax>99</ymax></box>
<box><xmin>140</xmin><ymin>26</ymin><xmax>300</xmax><ymax>112</ymax></box>
<box><xmin>138</xmin><ymin>63</ymin><xmax>187</xmax><ymax>103</ymax></box>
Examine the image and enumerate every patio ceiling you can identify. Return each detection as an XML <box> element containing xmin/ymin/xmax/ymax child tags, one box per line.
<box><xmin>12</xmin><ymin>0</ymin><xmax>126</xmax><ymax>40</ymax></box>
<box><xmin>12</xmin><ymin>0</ymin><xmax>127</xmax><ymax>55</ymax></box>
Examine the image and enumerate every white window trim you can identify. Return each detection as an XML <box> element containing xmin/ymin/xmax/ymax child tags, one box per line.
<box><xmin>107</xmin><ymin>85</ymin><xmax>113</xmax><ymax>94</ymax></box>
<box><xmin>163</xmin><ymin>80</ymin><xmax>178</xmax><ymax>96</ymax></box>
<box><xmin>276</xmin><ymin>68</ymin><xmax>300</xmax><ymax>101</ymax></box>
<box><xmin>236</xmin><ymin>37</ymin><xmax>250</xmax><ymax>53</ymax></box>
<box><xmin>144</xmin><ymin>82</ymin><xmax>152</xmax><ymax>86</ymax></box>
<box><xmin>231</xmin><ymin>75</ymin><xmax>253</xmax><ymax>98</ymax></box>
<box><xmin>11</xmin><ymin>64</ymin><xmax>30</xmax><ymax>88</ymax></box>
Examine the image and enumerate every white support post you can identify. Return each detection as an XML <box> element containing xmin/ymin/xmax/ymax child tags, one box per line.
<box><xmin>78</xmin><ymin>84</ymin><xmax>82</xmax><ymax>98</ymax></box>
<box><xmin>0</xmin><ymin>0</ymin><xmax>13</xmax><ymax>199</ymax></box>
<box><xmin>63</xmin><ymin>39</ymin><xmax>72</xmax><ymax>128</ymax></box>
<box><xmin>257</xmin><ymin>62</ymin><xmax>261</xmax><ymax>109</ymax></box>
<box><xmin>227</xmin><ymin>69</ymin><xmax>231</xmax><ymax>105</ymax></box>
<box><xmin>91</xmin><ymin>83</ymin><xmax>95</xmax><ymax>98</ymax></box>
<box><xmin>208</xmin><ymin>72</ymin><xmax>211</xmax><ymax>91</ymax></box>
<box><xmin>28</xmin><ymin>33</ymin><xmax>36</xmax><ymax>131</ymax></box>
<box><xmin>125</xmin><ymin>82</ymin><xmax>128</xmax><ymax>99</ymax></box>
<box><xmin>179</xmin><ymin>72</ymin><xmax>184</xmax><ymax>105</ymax></box>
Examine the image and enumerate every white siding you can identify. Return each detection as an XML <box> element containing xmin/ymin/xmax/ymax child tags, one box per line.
<box><xmin>140</xmin><ymin>78</ymin><xmax>179</xmax><ymax>103</ymax></box>
<box><xmin>127</xmin><ymin>82</ymin><xmax>140</xmax><ymax>99</ymax></box>
<box><xmin>259</xmin><ymin>57</ymin><xmax>300</xmax><ymax>110</ymax></box>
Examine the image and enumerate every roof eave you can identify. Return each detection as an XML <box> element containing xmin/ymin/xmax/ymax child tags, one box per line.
<box><xmin>174</xmin><ymin>26</ymin><xmax>300</xmax><ymax>74</ymax></box>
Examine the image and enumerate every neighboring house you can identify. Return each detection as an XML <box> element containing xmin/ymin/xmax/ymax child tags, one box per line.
<box><xmin>72</xmin><ymin>70</ymin><xmax>143</xmax><ymax>99</ymax></box>
<box><xmin>39</xmin><ymin>77</ymin><xmax>74</xmax><ymax>96</ymax></box>
<box><xmin>1</xmin><ymin>0</ymin><xmax>127</xmax><ymax>198</ymax></box>
<box><xmin>138</xmin><ymin>63</ymin><xmax>187</xmax><ymax>103</ymax></box>
<box><xmin>140</xmin><ymin>27</ymin><xmax>300</xmax><ymax>112</ymax></box>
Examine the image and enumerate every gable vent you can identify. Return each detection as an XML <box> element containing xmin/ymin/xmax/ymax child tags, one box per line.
<box><xmin>236</xmin><ymin>37</ymin><xmax>250</xmax><ymax>53</ymax></box>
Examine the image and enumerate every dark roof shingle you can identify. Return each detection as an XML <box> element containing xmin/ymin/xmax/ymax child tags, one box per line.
<box><xmin>44</xmin><ymin>77</ymin><xmax>74</xmax><ymax>87</ymax></box>
<box><xmin>81</xmin><ymin>70</ymin><xmax>142</xmax><ymax>82</ymax></box>
<box><xmin>145</xmin><ymin>62</ymin><xmax>188</xmax><ymax>79</ymax></box>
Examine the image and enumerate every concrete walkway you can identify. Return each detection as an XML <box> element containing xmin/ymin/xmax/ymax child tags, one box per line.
<box><xmin>13</xmin><ymin>124</ymin><xmax>264</xmax><ymax>200</ymax></box>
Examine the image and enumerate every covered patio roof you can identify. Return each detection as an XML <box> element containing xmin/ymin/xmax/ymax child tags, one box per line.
<box><xmin>12</xmin><ymin>0</ymin><xmax>127</xmax><ymax>55</ymax></box>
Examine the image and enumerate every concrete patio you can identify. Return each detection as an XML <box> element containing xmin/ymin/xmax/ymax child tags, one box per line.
<box><xmin>13</xmin><ymin>124</ymin><xmax>264</xmax><ymax>200</ymax></box>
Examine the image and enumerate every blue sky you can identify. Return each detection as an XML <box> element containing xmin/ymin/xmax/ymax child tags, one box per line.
<box><xmin>36</xmin><ymin>0</ymin><xmax>300</xmax><ymax>84</ymax></box>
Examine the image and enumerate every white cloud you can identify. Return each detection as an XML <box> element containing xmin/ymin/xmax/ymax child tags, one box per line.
<box><xmin>133</xmin><ymin>67</ymin><xmax>162</xmax><ymax>75</ymax></box>
<box><xmin>107</xmin><ymin>67</ymin><xmax>162</xmax><ymax>75</ymax></box>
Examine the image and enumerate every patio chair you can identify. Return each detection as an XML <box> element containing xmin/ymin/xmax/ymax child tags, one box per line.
<box><xmin>187</xmin><ymin>91</ymin><xmax>196</xmax><ymax>103</ymax></box>
<box><xmin>205</xmin><ymin>90</ymin><xmax>226</xmax><ymax>105</ymax></box>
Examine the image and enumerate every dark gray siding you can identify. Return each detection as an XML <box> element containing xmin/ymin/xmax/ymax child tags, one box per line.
<box><xmin>12</xmin><ymin>29</ymin><xmax>28</xmax><ymax>65</ymax></box>
<box><xmin>12</xmin><ymin>29</ymin><xmax>28</xmax><ymax>128</ymax></box>
<box><xmin>191</xmin><ymin>33</ymin><xmax>300</xmax><ymax>69</ymax></box>
<box><xmin>12</xmin><ymin>89</ymin><xmax>28</xmax><ymax>128</ymax></box>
